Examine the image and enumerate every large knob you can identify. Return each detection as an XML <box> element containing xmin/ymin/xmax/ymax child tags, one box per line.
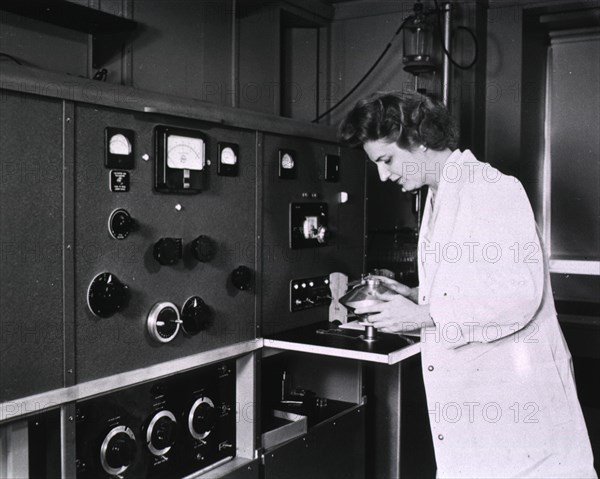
<box><xmin>100</xmin><ymin>425</ymin><xmax>136</xmax><ymax>476</ymax></box>
<box><xmin>87</xmin><ymin>272</ymin><xmax>129</xmax><ymax>318</ymax></box>
<box><xmin>153</xmin><ymin>238</ymin><xmax>182</xmax><ymax>266</ymax></box>
<box><xmin>108</xmin><ymin>209</ymin><xmax>133</xmax><ymax>240</ymax></box>
<box><xmin>147</xmin><ymin>302</ymin><xmax>182</xmax><ymax>343</ymax></box>
<box><xmin>231</xmin><ymin>265</ymin><xmax>252</xmax><ymax>291</ymax></box>
<box><xmin>146</xmin><ymin>411</ymin><xmax>177</xmax><ymax>456</ymax></box>
<box><xmin>191</xmin><ymin>235</ymin><xmax>216</xmax><ymax>262</ymax></box>
<box><xmin>181</xmin><ymin>296</ymin><xmax>212</xmax><ymax>335</ymax></box>
<box><xmin>188</xmin><ymin>398</ymin><xmax>216</xmax><ymax>441</ymax></box>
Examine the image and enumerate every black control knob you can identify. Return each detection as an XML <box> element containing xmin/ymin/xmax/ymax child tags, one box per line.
<box><xmin>100</xmin><ymin>426</ymin><xmax>136</xmax><ymax>476</ymax></box>
<box><xmin>87</xmin><ymin>272</ymin><xmax>129</xmax><ymax>318</ymax></box>
<box><xmin>181</xmin><ymin>296</ymin><xmax>212</xmax><ymax>335</ymax></box>
<box><xmin>108</xmin><ymin>209</ymin><xmax>133</xmax><ymax>240</ymax></box>
<box><xmin>191</xmin><ymin>235</ymin><xmax>217</xmax><ymax>262</ymax></box>
<box><xmin>231</xmin><ymin>265</ymin><xmax>252</xmax><ymax>291</ymax></box>
<box><xmin>153</xmin><ymin>238</ymin><xmax>183</xmax><ymax>266</ymax></box>
<box><xmin>146</xmin><ymin>411</ymin><xmax>177</xmax><ymax>456</ymax></box>
<box><xmin>188</xmin><ymin>398</ymin><xmax>216</xmax><ymax>441</ymax></box>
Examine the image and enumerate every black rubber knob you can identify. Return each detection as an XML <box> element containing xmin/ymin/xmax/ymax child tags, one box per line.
<box><xmin>153</xmin><ymin>238</ymin><xmax>182</xmax><ymax>266</ymax></box>
<box><xmin>181</xmin><ymin>296</ymin><xmax>212</xmax><ymax>335</ymax></box>
<box><xmin>231</xmin><ymin>265</ymin><xmax>252</xmax><ymax>291</ymax></box>
<box><xmin>151</xmin><ymin>416</ymin><xmax>177</xmax><ymax>451</ymax></box>
<box><xmin>108</xmin><ymin>209</ymin><xmax>133</xmax><ymax>240</ymax></box>
<box><xmin>192</xmin><ymin>402</ymin><xmax>216</xmax><ymax>436</ymax></box>
<box><xmin>87</xmin><ymin>272</ymin><xmax>129</xmax><ymax>318</ymax></box>
<box><xmin>191</xmin><ymin>235</ymin><xmax>216</xmax><ymax>262</ymax></box>
<box><xmin>105</xmin><ymin>432</ymin><xmax>136</xmax><ymax>469</ymax></box>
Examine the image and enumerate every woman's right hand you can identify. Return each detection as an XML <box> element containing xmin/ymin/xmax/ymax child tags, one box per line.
<box><xmin>369</xmin><ymin>275</ymin><xmax>418</xmax><ymax>302</ymax></box>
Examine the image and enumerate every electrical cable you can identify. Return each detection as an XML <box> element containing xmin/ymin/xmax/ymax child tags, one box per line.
<box><xmin>0</xmin><ymin>52</ymin><xmax>23</xmax><ymax>65</ymax></box>
<box><xmin>433</xmin><ymin>0</ymin><xmax>478</xmax><ymax>70</ymax></box>
<box><xmin>311</xmin><ymin>14</ymin><xmax>415</xmax><ymax>123</ymax></box>
<box><xmin>311</xmin><ymin>1</ymin><xmax>479</xmax><ymax>123</ymax></box>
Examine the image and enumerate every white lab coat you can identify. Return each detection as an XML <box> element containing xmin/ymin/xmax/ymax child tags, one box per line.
<box><xmin>418</xmin><ymin>149</ymin><xmax>597</xmax><ymax>478</ymax></box>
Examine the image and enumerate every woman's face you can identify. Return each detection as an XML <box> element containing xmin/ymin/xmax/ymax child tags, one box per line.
<box><xmin>363</xmin><ymin>139</ymin><xmax>425</xmax><ymax>193</ymax></box>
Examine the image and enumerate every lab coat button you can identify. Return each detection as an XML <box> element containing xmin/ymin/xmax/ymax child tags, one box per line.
<box><xmin>438</xmin><ymin>434</ymin><xmax>444</xmax><ymax>440</ymax></box>
<box><xmin>422</xmin><ymin>296</ymin><xmax>426</xmax><ymax>302</ymax></box>
<box><xmin>427</xmin><ymin>365</ymin><xmax>434</xmax><ymax>371</ymax></box>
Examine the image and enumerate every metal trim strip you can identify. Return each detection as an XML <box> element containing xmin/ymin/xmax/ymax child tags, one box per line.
<box><xmin>0</xmin><ymin>340</ymin><xmax>263</xmax><ymax>424</ymax></box>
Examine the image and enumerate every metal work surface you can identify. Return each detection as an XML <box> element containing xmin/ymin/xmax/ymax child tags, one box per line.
<box><xmin>264</xmin><ymin>321</ymin><xmax>420</xmax><ymax>364</ymax></box>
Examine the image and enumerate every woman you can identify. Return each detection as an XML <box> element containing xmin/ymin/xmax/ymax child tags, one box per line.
<box><xmin>339</xmin><ymin>91</ymin><xmax>596</xmax><ymax>478</ymax></box>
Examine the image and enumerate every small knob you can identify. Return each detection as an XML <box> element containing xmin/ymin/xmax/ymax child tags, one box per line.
<box><xmin>153</xmin><ymin>238</ymin><xmax>182</xmax><ymax>266</ymax></box>
<box><xmin>87</xmin><ymin>272</ymin><xmax>129</xmax><ymax>318</ymax></box>
<box><xmin>191</xmin><ymin>235</ymin><xmax>217</xmax><ymax>262</ymax></box>
<box><xmin>231</xmin><ymin>265</ymin><xmax>252</xmax><ymax>291</ymax></box>
<box><xmin>188</xmin><ymin>398</ymin><xmax>216</xmax><ymax>440</ymax></box>
<box><xmin>146</xmin><ymin>411</ymin><xmax>177</xmax><ymax>456</ymax></box>
<box><xmin>108</xmin><ymin>209</ymin><xmax>133</xmax><ymax>240</ymax></box>
<box><xmin>100</xmin><ymin>426</ymin><xmax>136</xmax><ymax>476</ymax></box>
<box><xmin>147</xmin><ymin>302</ymin><xmax>181</xmax><ymax>343</ymax></box>
<box><xmin>316</xmin><ymin>225</ymin><xmax>329</xmax><ymax>244</ymax></box>
<box><xmin>181</xmin><ymin>296</ymin><xmax>212</xmax><ymax>335</ymax></box>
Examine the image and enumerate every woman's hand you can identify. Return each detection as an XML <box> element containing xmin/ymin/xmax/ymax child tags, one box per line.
<box><xmin>368</xmin><ymin>275</ymin><xmax>419</xmax><ymax>303</ymax></box>
<box><xmin>354</xmin><ymin>294</ymin><xmax>432</xmax><ymax>334</ymax></box>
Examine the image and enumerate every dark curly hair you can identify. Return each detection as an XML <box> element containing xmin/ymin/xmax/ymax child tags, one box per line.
<box><xmin>338</xmin><ymin>91</ymin><xmax>459</xmax><ymax>151</ymax></box>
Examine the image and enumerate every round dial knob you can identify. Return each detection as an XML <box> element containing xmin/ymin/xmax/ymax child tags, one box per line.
<box><xmin>153</xmin><ymin>238</ymin><xmax>182</xmax><ymax>266</ymax></box>
<box><xmin>181</xmin><ymin>296</ymin><xmax>212</xmax><ymax>335</ymax></box>
<box><xmin>108</xmin><ymin>209</ymin><xmax>133</xmax><ymax>240</ymax></box>
<box><xmin>146</xmin><ymin>410</ymin><xmax>177</xmax><ymax>456</ymax></box>
<box><xmin>147</xmin><ymin>302</ymin><xmax>181</xmax><ymax>343</ymax></box>
<box><xmin>231</xmin><ymin>265</ymin><xmax>252</xmax><ymax>291</ymax></box>
<box><xmin>188</xmin><ymin>397</ymin><xmax>216</xmax><ymax>441</ymax></box>
<box><xmin>87</xmin><ymin>272</ymin><xmax>129</xmax><ymax>318</ymax></box>
<box><xmin>100</xmin><ymin>425</ymin><xmax>136</xmax><ymax>476</ymax></box>
<box><xmin>191</xmin><ymin>235</ymin><xmax>217</xmax><ymax>262</ymax></box>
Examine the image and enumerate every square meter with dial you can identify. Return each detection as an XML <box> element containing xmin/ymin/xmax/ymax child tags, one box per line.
<box><xmin>154</xmin><ymin>125</ymin><xmax>207</xmax><ymax>193</ymax></box>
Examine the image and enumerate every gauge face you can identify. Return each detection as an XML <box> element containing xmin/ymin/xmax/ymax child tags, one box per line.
<box><xmin>109</xmin><ymin>134</ymin><xmax>132</xmax><ymax>155</ymax></box>
<box><xmin>167</xmin><ymin>135</ymin><xmax>205</xmax><ymax>170</ymax></box>
<box><xmin>220</xmin><ymin>147</ymin><xmax>237</xmax><ymax>165</ymax></box>
<box><xmin>281</xmin><ymin>153</ymin><xmax>294</xmax><ymax>170</ymax></box>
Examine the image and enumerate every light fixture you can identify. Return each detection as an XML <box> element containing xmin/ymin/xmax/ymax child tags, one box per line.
<box><xmin>403</xmin><ymin>1</ymin><xmax>436</xmax><ymax>75</ymax></box>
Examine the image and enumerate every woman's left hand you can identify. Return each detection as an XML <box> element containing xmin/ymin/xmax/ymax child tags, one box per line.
<box><xmin>354</xmin><ymin>295</ymin><xmax>432</xmax><ymax>334</ymax></box>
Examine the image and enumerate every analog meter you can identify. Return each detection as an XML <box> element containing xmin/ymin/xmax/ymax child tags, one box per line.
<box><xmin>278</xmin><ymin>149</ymin><xmax>296</xmax><ymax>179</ymax></box>
<box><xmin>217</xmin><ymin>142</ymin><xmax>239</xmax><ymax>176</ymax></box>
<box><xmin>105</xmin><ymin>128</ymin><xmax>134</xmax><ymax>169</ymax></box>
<box><xmin>155</xmin><ymin>126</ymin><xmax>207</xmax><ymax>193</ymax></box>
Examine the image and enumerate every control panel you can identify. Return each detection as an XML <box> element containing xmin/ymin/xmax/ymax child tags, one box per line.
<box><xmin>76</xmin><ymin>360</ymin><xmax>236</xmax><ymax>478</ymax></box>
<box><xmin>290</xmin><ymin>276</ymin><xmax>332</xmax><ymax>312</ymax></box>
<box><xmin>73</xmin><ymin>105</ymin><xmax>256</xmax><ymax>382</ymax></box>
